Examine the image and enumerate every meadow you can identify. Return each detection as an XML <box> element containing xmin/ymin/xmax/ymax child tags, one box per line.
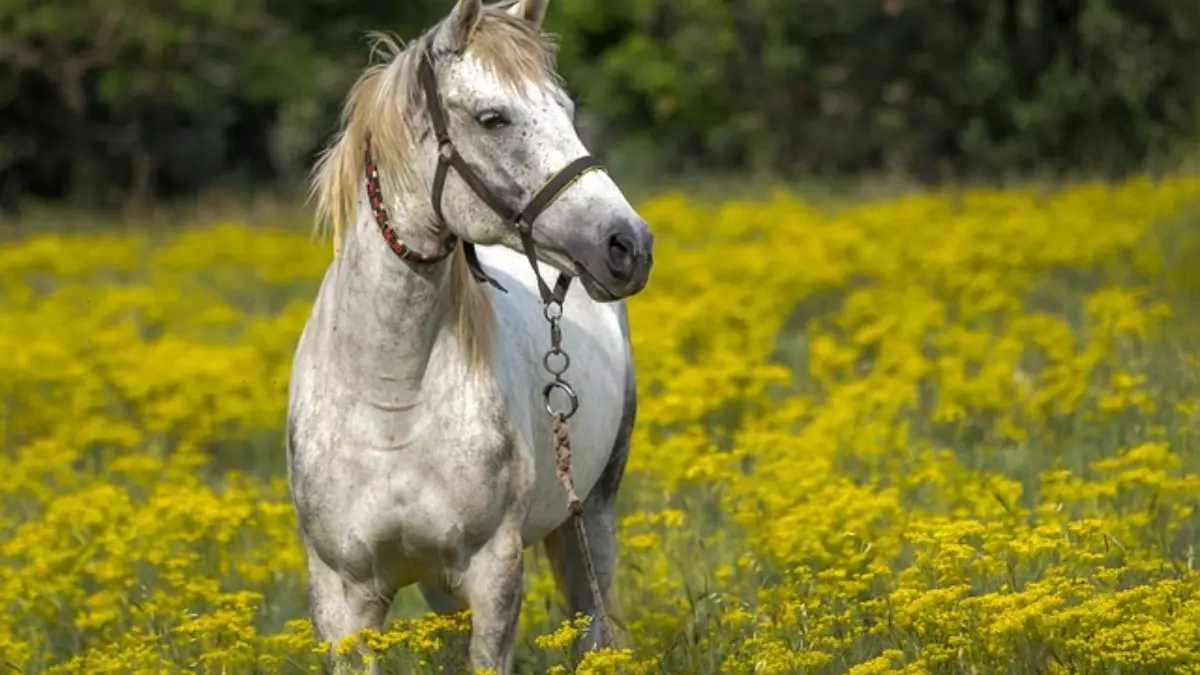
<box><xmin>2</xmin><ymin>176</ymin><xmax>1200</xmax><ymax>673</ymax></box>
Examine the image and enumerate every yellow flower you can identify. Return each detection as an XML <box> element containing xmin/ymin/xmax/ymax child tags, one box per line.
<box><xmin>4</xmin><ymin>175</ymin><xmax>1200</xmax><ymax>672</ymax></box>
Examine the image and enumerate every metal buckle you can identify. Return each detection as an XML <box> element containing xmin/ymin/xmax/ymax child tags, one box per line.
<box><xmin>543</xmin><ymin>381</ymin><xmax>579</xmax><ymax>420</ymax></box>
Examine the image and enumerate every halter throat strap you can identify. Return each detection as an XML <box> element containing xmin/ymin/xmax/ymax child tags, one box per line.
<box><xmin>417</xmin><ymin>47</ymin><xmax>604</xmax><ymax>304</ymax></box>
<box><xmin>365</xmin><ymin>136</ymin><xmax>457</xmax><ymax>265</ymax></box>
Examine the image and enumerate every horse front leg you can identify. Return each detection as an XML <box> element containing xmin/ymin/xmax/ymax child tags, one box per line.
<box><xmin>459</xmin><ymin>526</ymin><xmax>524</xmax><ymax>674</ymax></box>
<box><xmin>305</xmin><ymin>543</ymin><xmax>393</xmax><ymax>674</ymax></box>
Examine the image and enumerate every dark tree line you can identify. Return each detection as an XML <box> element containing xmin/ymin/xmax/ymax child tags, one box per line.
<box><xmin>2</xmin><ymin>0</ymin><xmax>1198</xmax><ymax>209</ymax></box>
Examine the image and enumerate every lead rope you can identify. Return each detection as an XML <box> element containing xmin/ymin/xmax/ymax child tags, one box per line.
<box><xmin>541</xmin><ymin>298</ymin><xmax>612</xmax><ymax>650</ymax></box>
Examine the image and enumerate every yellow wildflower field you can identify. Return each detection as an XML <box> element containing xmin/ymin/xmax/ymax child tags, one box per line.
<box><xmin>2</xmin><ymin>176</ymin><xmax>1200</xmax><ymax>673</ymax></box>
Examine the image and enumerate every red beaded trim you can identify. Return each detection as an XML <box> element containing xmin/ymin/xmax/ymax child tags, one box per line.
<box><xmin>364</xmin><ymin>136</ymin><xmax>456</xmax><ymax>264</ymax></box>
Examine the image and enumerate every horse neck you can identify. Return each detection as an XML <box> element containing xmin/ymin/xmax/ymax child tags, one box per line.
<box><xmin>326</xmin><ymin>193</ymin><xmax>454</xmax><ymax>400</ymax></box>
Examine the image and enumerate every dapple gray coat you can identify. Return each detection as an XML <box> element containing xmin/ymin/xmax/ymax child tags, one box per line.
<box><xmin>287</xmin><ymin>1</ymin><xmax>654</xmax><ymax>672</ymax></box>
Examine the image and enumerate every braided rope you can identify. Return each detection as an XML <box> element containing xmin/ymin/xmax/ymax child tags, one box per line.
<box><xmin>553</xmin><ymin>415</ymin><xmax>582</xmax><ymax>515</ymax></box>
<box><xmin>552</xmin><ymin>414</ymin><xmax>611</xmax><ymax>649</ymax></box>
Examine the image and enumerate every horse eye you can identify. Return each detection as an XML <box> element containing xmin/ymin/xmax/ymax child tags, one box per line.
<box><xmin>476</xmin><ymin>110</ymin><xmax>509</xmax><ymax>130</ymax></box>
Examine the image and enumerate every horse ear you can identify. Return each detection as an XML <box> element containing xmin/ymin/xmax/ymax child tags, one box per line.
<box><xmin>506</xmin><ymin>0</ymin><xmax>550</xmax><ymax>28</ymax></box>
<box><xmin>438</xmin><ymin>0</ymin><xmax>483</xmax><ymax>53</ymax></box>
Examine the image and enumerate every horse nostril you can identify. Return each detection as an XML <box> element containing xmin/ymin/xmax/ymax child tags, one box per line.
<box><xmin>606</xmin><ymin>231</ymin><xmax>636</xmax><ymax>280</ymax></box>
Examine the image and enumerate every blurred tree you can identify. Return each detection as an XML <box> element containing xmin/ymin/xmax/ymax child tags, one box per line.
<box><xmin>0</xmin><ymin>0</ymin><xmax>329</xmax><ymax>206</ymax></box>
<box><xmin>2</xmin><ymin>0</ymin><xmax>1198</xmax><ymax>208</ymax></box>
<box><xmin>551</xmin><ymin>0</ymin><xmax>1200</xmax><ymax>180</ymax></box>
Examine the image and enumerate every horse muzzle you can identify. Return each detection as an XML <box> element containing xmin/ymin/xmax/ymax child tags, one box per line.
<box><xmin>571</xmin><ymin>217</ymin><xmax>654</xmax><ymax>302</ymax></box>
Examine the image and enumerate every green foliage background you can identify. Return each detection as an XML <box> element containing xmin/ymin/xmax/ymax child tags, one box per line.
<box><xmin>2</xmin><ymin>0</ymin><xmax>1199</xmax><ymax>206</ymax></box>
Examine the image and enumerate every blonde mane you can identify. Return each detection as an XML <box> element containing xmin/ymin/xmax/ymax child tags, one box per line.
<box><xmin>311</xmin><ymin>9</ymin><xmax>559</xmax><ymax>368</ymax></box>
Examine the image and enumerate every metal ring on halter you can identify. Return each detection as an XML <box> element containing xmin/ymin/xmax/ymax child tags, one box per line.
<box><xmin>543</xmin><ymin>349</ymin><xmax>570</xmax><ymax>376</ymax></box>
<box><xmin>543</xmin><ymin>301</ymin><xmax>564</xmax><ymax>322</ymax></box>
<box><xmin>543</xmin><ymin>381</ymin><xmax>579</xmax><ymax>420</ymax></box>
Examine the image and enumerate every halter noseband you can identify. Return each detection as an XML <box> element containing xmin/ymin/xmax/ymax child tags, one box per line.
<box><xmin>364</xmin><ymin>47</ymin><xmax>605</xmax><ymax>305</ymax></box>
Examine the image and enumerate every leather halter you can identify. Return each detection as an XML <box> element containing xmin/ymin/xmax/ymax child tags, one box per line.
<box><xmin>364</xmin><ymin>46</ymin><xmax>606</xmax><ymax>305</ymax></box>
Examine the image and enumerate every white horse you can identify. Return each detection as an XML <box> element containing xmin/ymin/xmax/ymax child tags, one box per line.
<box><xmin>287</xmin><ymin>0</ymin><xmax>653</xmax><ymax>672</ymax></box>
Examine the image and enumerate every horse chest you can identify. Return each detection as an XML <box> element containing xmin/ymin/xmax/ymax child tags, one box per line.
<box><xmin>296</xmin><ymin>384</ymin><xmax>529</xmax><ymax>575</ymax></box>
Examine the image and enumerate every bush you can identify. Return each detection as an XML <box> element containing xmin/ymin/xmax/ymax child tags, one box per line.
<box><xmin>551</xmin><ymin>0</ymin><xmax>1200</xmax><ymax>179</ymax></box>
<box><xmin>2</xmin><ymin>0</ymin><xmax>1198</xmax><ymax>206</ymax></box>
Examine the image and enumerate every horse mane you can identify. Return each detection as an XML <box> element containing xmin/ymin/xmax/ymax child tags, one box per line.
<box><xmin>311</xmin><ymin>9</ymin><xmax>559</xmax><ymax>369</ymax></box>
